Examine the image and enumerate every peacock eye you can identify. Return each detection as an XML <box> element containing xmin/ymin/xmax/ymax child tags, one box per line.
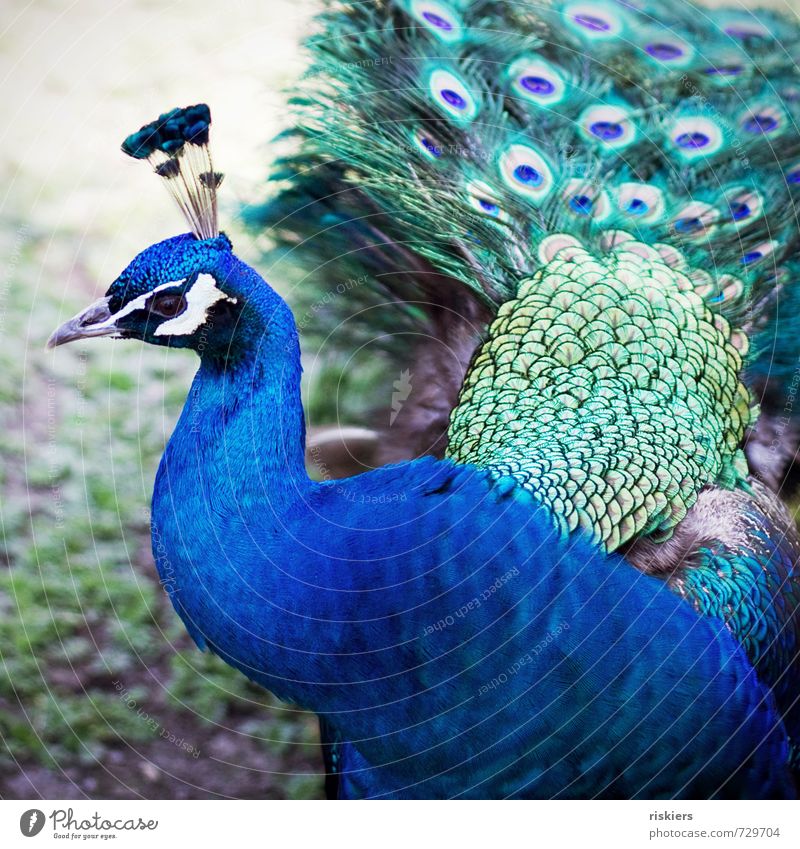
<box><xmin>150</xmin><ymin>293</ymin><xmax>187</xmax><ymax>318</ymax></box>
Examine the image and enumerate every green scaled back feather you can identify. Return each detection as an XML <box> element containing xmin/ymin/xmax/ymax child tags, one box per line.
<box><xmin>447</xmin><ymin>235</ymin><xmax>753</xmax><ymax>550</ymax></box>
<box><xmin>253</xmin><ymin>0</ymin><xmax>800</xmax><ymax>490</ymax></box>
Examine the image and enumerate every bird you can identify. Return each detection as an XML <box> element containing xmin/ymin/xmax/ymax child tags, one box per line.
<box><xmin>46</xmin><ymin>0</ymin><xmax>800</xmax><ymax>799</ymax></box>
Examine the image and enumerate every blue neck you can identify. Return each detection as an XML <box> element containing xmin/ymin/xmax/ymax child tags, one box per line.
<box><xmin>172</xmin><ymin>258</ymin><xmax>309</xmax><ymax>515</ymax></box>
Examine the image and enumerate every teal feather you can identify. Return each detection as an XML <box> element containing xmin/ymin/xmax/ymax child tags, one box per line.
<box><xmin>253</xmin><ymin>0</ymin><xmax>800</xmax><ymax>389</ymax></box>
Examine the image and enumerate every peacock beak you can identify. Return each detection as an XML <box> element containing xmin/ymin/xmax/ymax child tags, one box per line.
<box><xmin>47</xmin><ymin>297</ymin><xmax>118</xmax><ymax>348</ymax></box>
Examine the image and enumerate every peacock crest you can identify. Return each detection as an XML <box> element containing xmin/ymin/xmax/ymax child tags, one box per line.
<box><xmin>121</xmin><ymin>104</ymin><xmax>223</xmax><ymax>240</ymax></box>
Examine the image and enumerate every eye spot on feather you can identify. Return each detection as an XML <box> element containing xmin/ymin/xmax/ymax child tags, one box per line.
<box><xmin>580</xmin><ymin>105</ymin><xmax>636</xmax><ymax>149</ymax></box>
<box><xmin>721</xmin><ymin>187</ymin><xmax>762</xmax><ymax>227</ymax></box>
<box><xmin>676</xmin><ymin>132</ymin><xmax>709</xmax><ymax>149</ymax></box>
<box><xmin>646</xmin><ymin>42</ymin><xmax>681</xmax><ymax>60</ymax></box>
<box><xmin>429</xmin><ymin>68</ymin><xmax>479</xmax><ymax>122</ymax></box>
<box><xmin>508</xmin><ymin>58</ymin><xmax>566</xmax><ymax>107</ymax></box>
<box><xmin>409</xmin><ymin>1</ymin><xmax>463</xmax><ymax>42</ymax></box>
<box><xmin>643</xmin><ymin>37</ymin><xmax>693</xmax><ymax>66</ymax></box>
<box><xmin>723</xmin><ymin>20</ymin><xmax>770</xmax><ymax>40</ymax></box>
<box><xmin>412</xmin><ymin>132</ymin><xmax>443</xmax><ymax>160</ymax></box>
<box><xmin>442</xmin><ymin>89</ymin><xmax>465</xmax><ymax>107</ymax></box>
<box><xmin>785</xmin><ymin>164</ymin><xmax>800</xmax><ymax>185</ymax></box>
<box><xmin>472</xmin><ymin>197</ymin><xmax>504</xmax><ymax>218</ymax></box>
<box><xmin>739</xmin><ymin>241</ymin><xmax>778</xmax><ymax>267</ymax></box>
<box><xmin>565</xmin><ymin>4</ymin><xmax>623</xmax><ymax>38</ymax></box>
<box><xmin>591</xmin><ymin>121</ymin><xmax>622</xmax><ymax>140</ymax></box>
<box><xmin>673</xmin><ymin>217</ymin><xmax>702</xmax><ymax>234</ymax></box>
<box><xmin>570</xmin><ymin>195</ymin><xmax>593</xmax><ymax>215</ymax></box>
<box><xmin>499</xmin><ymin>143</ymin><xmax>555</xmax><ymax>202</ymax></box>
<box><xmin>521</xmin><ymin>76</ymin><xmax>554</xmax><ymax>95</ymax></box>
<box><xmin>729</xmin><ymin>201</ymin><xmax>749</xmax><ymax>220</ymax></box>
<box><xmin>575</xmin><ymin>13</ymin><xmax>608</xmax><ymax>30</ymax></box>
<box><xmin>703</xmin><ymin>65</ymin><xmax>742</xmax><ymax>78</ymax></box>
<box><xmin>616</xmin><ymin>183</ymin><xmax>665</xmax><ymax>224</ymax></box>
<box><xmin>745</xmin><ymin>115</ymin><xmax>777</xmax><ymax>133</ymax></box>
<box><xmin>466</xmin><ymin>181</ymin><xmax>509</xmax><ymax>223</ymax></box>
<box><xmin>740</xmin><ymin>104</ymin><xmax>784</xmax><ymax>136</ymax></box>
<box><xmin>514</xmin><ymin>165</ymin><xmax>543</xmax><ymax>186</ymax></box>
<box><xmin>668</xmin><ymin>117</ymin><xmax>723</xmax><ymax>159</ymax></box>
<box><xmin>423</xmin><ymin>11</ymin><xmax>452</xmax><ymax>30</ymax></box>
<box><xmin>561</xmin><ymin>180</ymin><xmax>611</xmax><ymax>221</ymax></box>
<box><xmin>670</xmin><ymin>202</ymin><xmax>719</xmax><ymax>241</ymax></box>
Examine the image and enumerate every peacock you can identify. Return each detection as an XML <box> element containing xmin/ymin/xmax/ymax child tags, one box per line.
<box><xmin>47</xmin><ymin>0</ymin><xmax>800</xmax><ymax>799</ymax></box>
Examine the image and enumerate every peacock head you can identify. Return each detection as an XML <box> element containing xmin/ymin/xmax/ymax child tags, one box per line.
<box><xmin>47</xmin><ymin>105</ymin><xmax>286</xmax><ymax>361</ymax></box>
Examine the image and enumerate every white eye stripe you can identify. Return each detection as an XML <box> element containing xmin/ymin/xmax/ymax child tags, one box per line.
<box><xmin>85</xmin><ymin>278</ymin><xmax>190</xmax><ymax>332</ymax></box>
<box><xmin>155</xmin><ymin>273</ymin><xmax>236</xmax><ymax>336</ymax></box>
<box><xmin>93</xmin><ymin>274</ymin><xmax>236</xmax><ymax>337</ymax></box>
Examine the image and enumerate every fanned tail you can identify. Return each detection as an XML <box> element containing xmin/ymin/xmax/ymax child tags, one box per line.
<box><xmin>248</xmin><ymin>0</ymin><xmax>800</xmax><ymax>475</ymax></box>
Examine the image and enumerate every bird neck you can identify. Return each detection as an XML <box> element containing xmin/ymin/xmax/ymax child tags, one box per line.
<box><xmin>168</xmin><ymin>268</ymin><xmax>309</xmax><ymax>514</ymax></box>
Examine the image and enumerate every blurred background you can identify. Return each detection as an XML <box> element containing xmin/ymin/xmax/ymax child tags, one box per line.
<box><xmin>0</xmin><ymin>0</ymin><xmax>797</xmax><ymax>800</ymax></box>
